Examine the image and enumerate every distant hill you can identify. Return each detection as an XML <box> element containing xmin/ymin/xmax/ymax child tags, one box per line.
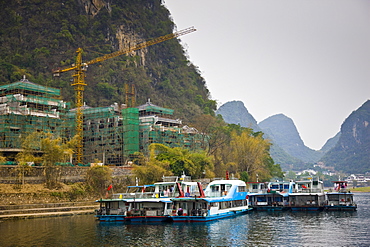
<box><xmin>320</xmin><ymin>100</ymin><xmax>370</xmax><ymax>174</ymax></box>
<box><xmin>320</xmin><ymin>132</ymin><xmax>341</xmax><ymax>153</ymax></box>
<box><xmin>216</xmin><ymin>101</ymin><xmax>260</xmax><ymax>130</ymax></box>
<box><xmin>259</xmin><ymin>114</ymin><xmax>324</xmax><ymax>164</ymax></box>
<box><xmin>216</xmin><ymin>101</ymin><xmax>307</xmax><ymax>170</ymax></box>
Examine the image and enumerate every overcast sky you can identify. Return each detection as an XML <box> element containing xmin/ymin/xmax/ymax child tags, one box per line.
<box><xmin>164</xmin><ymin>0</ymin><xmax>370</xmax><ymax>150</ymax></box>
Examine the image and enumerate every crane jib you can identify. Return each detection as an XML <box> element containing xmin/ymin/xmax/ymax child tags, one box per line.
<box><xmin>52</xmin><ymin>26</ymin><xmax>196</xmax><ymax>165</ymax></box>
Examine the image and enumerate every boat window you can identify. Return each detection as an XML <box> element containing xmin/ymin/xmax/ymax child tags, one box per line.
<box><xmin>270</xmin><ymin>184</ymin><xmax>279</xmax><ymax>190</ymax></box>
<box><xmin>252</xmin><ymin>184</ymin><xmax>258</xmax><ymax>190</ymax></box>
<box><xmin>238</xmin><ymin>186</ymin><xmax>246</xmax><ymax>192</ymax></box>
<box><xmin>220</xmin><ymin>201</ymin><xmax>229</xmax><ymax>209</ymax></box>
<box><xmin>106</xmin><ymin>201</ymin><xmax>119</xmax><ymax>209</ymax></box>
<box><xmin>211</xmin><ymin>185</ymin><xmax>219</xmax><ymax>192</ymax></box>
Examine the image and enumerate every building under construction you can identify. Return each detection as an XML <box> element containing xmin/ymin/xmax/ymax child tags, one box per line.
<box><xmin>0</xmin><ymin>77</ymin><xmax>68</xmax><ymax>160</ymax></box>
<box><xmin>0</xmin><ymin>79</ymin><xmax>206</xmax><ymax>165</ymax></box>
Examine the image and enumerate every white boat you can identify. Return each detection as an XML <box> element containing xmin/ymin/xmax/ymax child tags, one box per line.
<box><xmin>247</xmin><ymin>181</ymin><xmax>294</xmax><ymax>211</ymax></box>
<box><xmin>95</xmin><ymin>175</ymin><xmax>203</xmax><ymax>222</ymax></box>
<box><xmin>324</xmin><ymin>181</ymin><xmax>357</xmax><ymax>211</ymax></box>
<box><xmin>288</xmin><ymin>179</ymin><xmax>326</xmax><ymax>211</ymax></box>
<box><xmin>170</xmin><ymin>179</ymin><xmax>252</xmax><ymax>222</ymax></box>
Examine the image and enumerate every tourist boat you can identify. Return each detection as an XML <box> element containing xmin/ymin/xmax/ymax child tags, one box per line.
<box><xmin>324</xmin><ymin>181</ymin><xmax>357</xmax><ymax>211</ymax></box>
<box><xmin>288</xmin><ymin>179</ymin><xmax>326</xmax><ymax>211</ymax></box>
<box><xmin>247</xmin><ymin>181</ymin><xmax>294</xmax><ymax>211</ymax></box>
<box><xmin>170</xmin><ymin>179</ymin><xmax>252</xmax><ymax>222</ymax></box>
<box><xmin>95</xmin><ymin>175</ymin><xmax>203</xmax><ymax>222</ymax></box>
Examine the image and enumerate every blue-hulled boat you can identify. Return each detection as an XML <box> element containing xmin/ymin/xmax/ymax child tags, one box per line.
<box><xmin>170</xmin><ymin>179</ymin><xmax>252</xmax><ymax>222</ymax></box>
<box><xmin>95</xmin><ymin>175</ymin><xmax>203</xmax><ymax>222</ymax></box>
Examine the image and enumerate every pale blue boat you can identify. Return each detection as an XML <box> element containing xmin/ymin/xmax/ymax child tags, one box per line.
<box><xmin>170</xmin><ymin>179</ymin><xmax>252</xmax><ymax>222</ymax></box>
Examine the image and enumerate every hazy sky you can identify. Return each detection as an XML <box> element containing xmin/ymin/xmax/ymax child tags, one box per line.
<box><xmin>164</xmin><ymin>0</ymin><xmax>370</xmax><ymax>150</ymax></box>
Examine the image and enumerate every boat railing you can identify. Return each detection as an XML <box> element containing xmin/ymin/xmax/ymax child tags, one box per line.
<box><xmin>295</xmin><ymin>188</ymin><xmax>323</xmax><ymax>193</ymax></box>
<box><xmin>96</xmin><ymin>208</ymin><xmax>125</xmax><ymax>215</ymax></box>
<box><xmin>328</xmin><ymin>188</ymin><xmax>350</xmax><ymax>193</ymax></box>
<box><xmin>112</xmin><ymin>192</ymin><xmax>155</xmax><ymax>199</ymax></box>
<box><xmin>205</xmin><ymin>191</ymin><xmax>222</xmax><ymax>197</ymax></box>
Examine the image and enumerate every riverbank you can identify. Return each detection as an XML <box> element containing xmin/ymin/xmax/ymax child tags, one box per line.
<box><xmin>351</xmin><ymin>186</ymin><xmax>370</xmax><ymax>192</ymax></box>
<box><xmin>0</xmin><ymin>183</ymin><xmax>97</xmax><ymax>205</ymax></box>
<box><xmin>0</xmin><ymin>183</ymin><xmax>99</xmax><ymax>221</ymax></box>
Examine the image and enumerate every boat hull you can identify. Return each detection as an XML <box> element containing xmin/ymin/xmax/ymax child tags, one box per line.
<box><xmin>324</xmin><ymin>205</ymin><xmax>357</xmax><ymax>211</ymax></box>
<box><xmin>95</xmin><ymin>215</ymin><xmax>127</xmax><ymax>222</ymax></box>
<box><xmin>290</xmin><ymin>206</ymin><xmax>324</xmax><ymax>211</ymax></box>
<box><xmin>125</xmin><ymin>216</ymin><xmax>171</xmax><ymax>222</ymax></box>
<box><xmin>95</xmin><ymin>215</ymin><xmax>172</xmax><ymax>222</ymax></box>
<box><xmin>252</xmin><ymin>206</ymin><xmax>287</xmax><ymax>211</ymax></box>
<box><xmin>171</xmin><ymin>209</ymin><xmax>252</xmax><ymax>222</ymax></box>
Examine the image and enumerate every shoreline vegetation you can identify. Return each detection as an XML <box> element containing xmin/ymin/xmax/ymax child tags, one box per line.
<box><xmin>1</xmin><ymin>184</ymin><xmax>369</xmax><ymax>206</ymax></box>
<box><xmin>351</xmin><ymin>186</ymin><xmax>370</xmax><ymax>193</ymax></box>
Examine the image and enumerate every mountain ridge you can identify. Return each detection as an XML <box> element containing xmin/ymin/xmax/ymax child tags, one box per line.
<box><xmin>216</xmin><ymin>101</ymin><xmax>331</xmax><ymax>170</ymax></box>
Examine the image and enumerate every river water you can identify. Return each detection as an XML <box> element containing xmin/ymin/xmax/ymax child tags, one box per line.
<box><xmin>1</xmin><ymin>193</ymin><xmax>369</xmax><ymax>246</ymax></box>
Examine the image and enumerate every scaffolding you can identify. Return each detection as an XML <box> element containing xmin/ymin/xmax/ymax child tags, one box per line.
<box><xmin>137</xmin><ymin>100</ymin><xmax>205</xmax><ymax>155</ymax></box>
<box><xmin>67</xmin><ymin>103</ymin><xmax>125</xmax><ymax>166</ymax></box>
<box><xmin>122</xmin><ymin>108</ymin><xmax>139</xmax><ymax>157</ymax></box>
<box><xmin>0</xmin><ymin>79</ymin><xmax>207</xmax><ymax>165</ymax></box>
<box><xmin>0</xmin><ymin>78</ymin><xmax>68</xmax><ymax>158</ymax></box>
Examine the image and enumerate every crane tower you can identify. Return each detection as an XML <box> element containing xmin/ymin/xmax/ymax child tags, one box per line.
<box><xmin>54</xmin><ymin>27</ymin><xmax>196</xmax><ymax>164</ymax></box>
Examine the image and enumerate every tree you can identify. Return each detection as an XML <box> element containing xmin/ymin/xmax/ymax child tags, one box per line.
<box><xmin>86</xmin><ymin>165</ymin><xmax>112</xmax><ymax>196</ymax></box>
<box><xmin>16</xmin><ymin>132</ymin><xmax>78</xmax><ymax>189</ymax></box>
<box><xmin>133</xmin><ymin>145</ymin><xmax>172</xmax><ymax>185</ymax></box>
<box><xmin>133</xmin><ymin>144</ymin><xmax>215</xmax><ymax>184</ymax></box>
<box><xmin>221</xmin><ymin>128</ymin><xmax>281</xmax><ymax>182</ymax></box>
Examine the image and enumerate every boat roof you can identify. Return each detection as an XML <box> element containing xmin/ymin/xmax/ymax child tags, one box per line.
<box><xmin>125</xmin><ymin>198</ymin><xmax>172</xmax><ymax>203</ymax></box>
<box><xmin>127</xmin><ymin>185</ymin><xmax>154</xmax><ymax>188</ymax></box>
<box><xmin>249</xmin><ymin>192</ymin><xmax>289</xmax><ymax>197</ymax></box>
<box><xmin>207</xmin><ymin>179</ymin><xmax>246</xmax><ymax>186</ymax></box>
<box><xmin>171</xmin><ymin>197</ymin><xmax>239</xmax><ymax>203</ymax></box>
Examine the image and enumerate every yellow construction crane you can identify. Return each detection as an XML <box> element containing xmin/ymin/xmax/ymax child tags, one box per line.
<box><xmin>53</xmin><ymin>27</ymin><xmax>196</xmax><ymax>164</ymax></box>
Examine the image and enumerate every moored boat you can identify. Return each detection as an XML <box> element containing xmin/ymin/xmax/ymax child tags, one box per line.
<box><xmin>288</xmin><ymin>179</ymin><xmax>326</xmax><ymax>211</ymax></box>
<box><xmin>247</xmin><ymin>181</ymin><xmax>293</xmax><ymax>211</ymax></box>
<box><xmin>95</xmin><ymin>175</ymin><xmax>203</xmax><ymax>222</ymax></box>
<box><xmin>170</xmin><ymin>179</ymin><xmax>252</xmax><ymax>222</ymax></box>
<box><xmin>324</xmin><ymin>181</ymin><xmax>357</xmax><ymax>211</ymax></box>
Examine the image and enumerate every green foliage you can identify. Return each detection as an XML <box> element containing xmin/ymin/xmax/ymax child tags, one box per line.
<box><xmin>0</xmin><ymin>1</ymin><xmax>214</xmax><ymax>122</ymax></box>
<box><xmin>86</xmin><ymin>166</ymin><xmax>112</xmax><ymax>196</ymax></box>
<box><xmin>68</xmin><ymin>182</ymin><xmax>88</xmax><ymax>201</ymax></box>
<box><xmin>133</xmin><ymin>143</ymin><xmax>215</xmax><ymax>183</ymax></box>
<box><xmin>240</xmin><ymin>171</ymin><xmax>249</xmax><ymax>183</ymax></box>
<box><xmin>320</xmin><ymin>100</ymin><xmax>370</xmax><ymax>174</ymax></box>
<box><xmin>16</xmin><ymin>132</ymin><xmax>78</xmax><ymax>189</ymax></box>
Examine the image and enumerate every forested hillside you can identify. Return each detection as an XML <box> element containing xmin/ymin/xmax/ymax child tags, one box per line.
<box><xmin>320</xmin><ymin>100</ymin><xmax>370</xmax><ymax>174</ymax></box>
<box><xmin>0</xmin><ymin>0</ymin><xmax>216</xmax><ymax>122</ymax></box>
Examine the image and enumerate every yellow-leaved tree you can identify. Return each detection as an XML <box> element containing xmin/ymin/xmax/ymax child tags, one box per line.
<box><xmin>16</xmin><ymin>132</ymin><xmax>78</xmax><ymax>189</ymax></box>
